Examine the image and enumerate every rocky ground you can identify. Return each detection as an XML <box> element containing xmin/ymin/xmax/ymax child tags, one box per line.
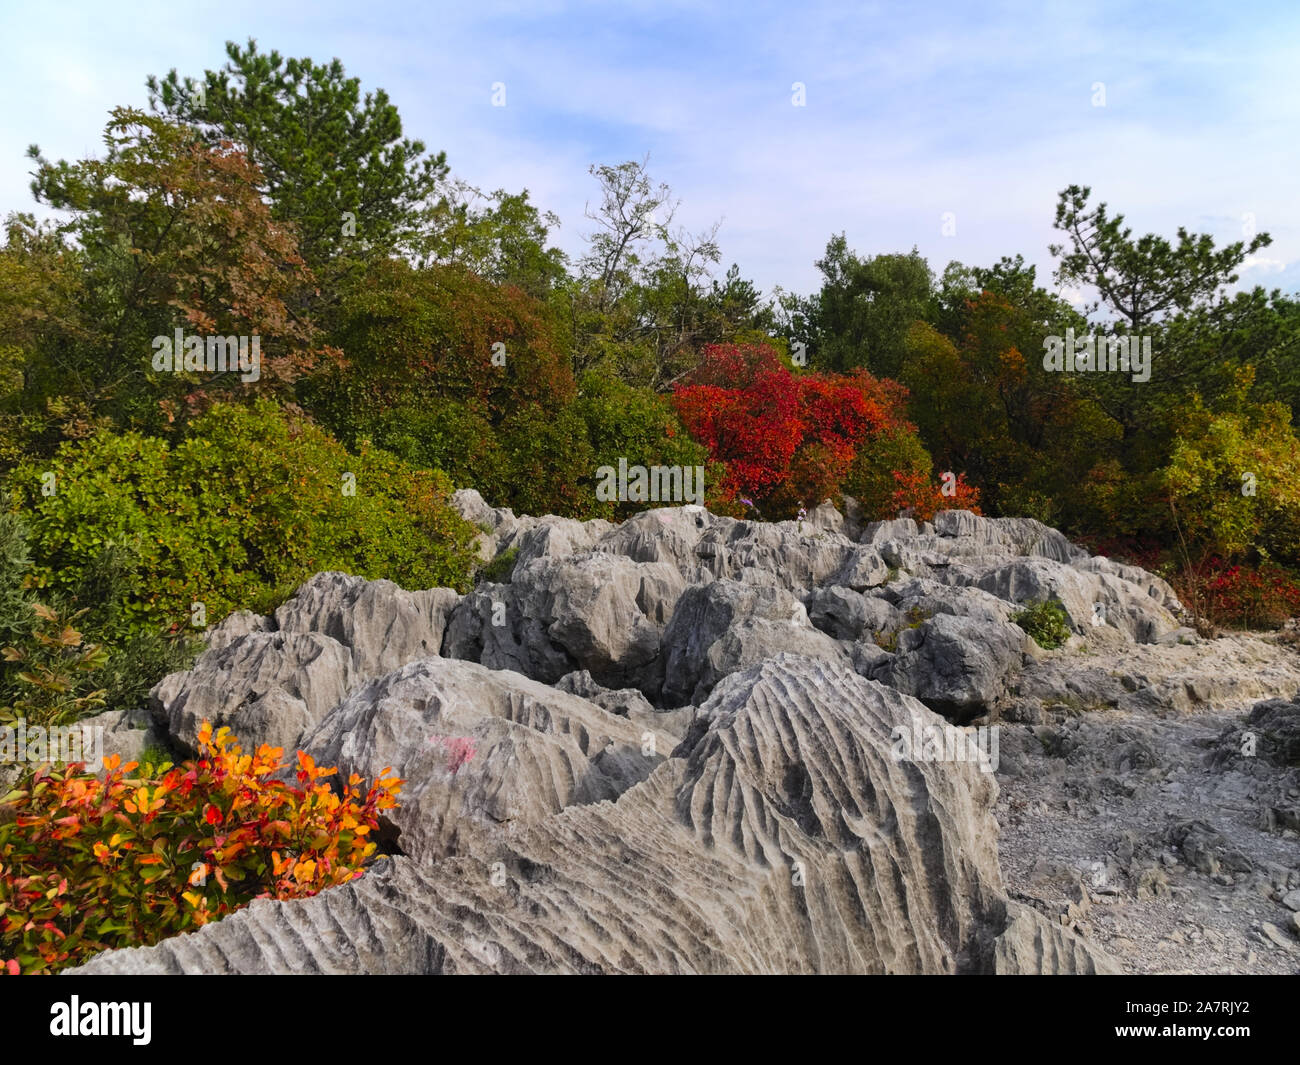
<box><xmin>994</xmin><ymin>635</ymin><xmax>1300</xmax><ymax>975</ymax></box>
<box><xmin>61</xmin><ymin>495</ymin><xmax>1300</xmax><ymax>974</ymax></box>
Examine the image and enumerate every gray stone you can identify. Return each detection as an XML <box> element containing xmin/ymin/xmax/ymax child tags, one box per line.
<box><xmin>299</xmin><ymin>657</ymin><xmax>672</xmax><ymax>863</ymax></box>
<box><xmin>150</xmin><ymin>631</ymin><xmax>355</xmax><ymax>753</ymax></box>
<box><xmin>73</xmin><ymin>655</ymin><xmax>1112</xmax><ymax>975</ymax></box>
<box><xmin>656</xmin><ymin>581</ymin><xmax>849</xmax><ymax>706</ymax></box>
<box><xmin>275</xmin><ymin>571</ymin><xmax>459</xmax><ymax>678</ymax></box>
<box><xmin>871</xmin><ymin>612</ymin><xmax>1032</xmax><ymax>722</ymax></box>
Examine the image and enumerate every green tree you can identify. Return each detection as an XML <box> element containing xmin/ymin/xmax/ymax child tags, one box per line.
<box><xmin>148</xmin><ymin>39</ymin><xmax>448</xmax><ymax>275</ymax></box>
<box><xmin>1161</xmin><ymin>383</ymin><xmax>1300</xmax><ymax>565</ymax></box>
<box><xmin>1050</xmin><ymin>184</ymin><xmax>1271</xmax><ymax>332</ymax></box>
<box><xmin>1049</xmin><ymin>185</ymin><xmax>1281</xmax><ymax>472</ymax></box>
<box><xmin>805</xmin><ymin>236</ymin><xmax>933</xmax><ymax>376</ymax></box>
<box><xmin>562</xmin><ymin>157</ymin><xmax>767</xmax><ymax>389</ymax></box>
<box><xmin>422</xmin><ymin>181</ymin><xmax>568</xmax><ymax>299</ymax></box>
<box><xmin>26</xmin><ymin>108</ymin><xmax>321</xmax><ymax>430</ymax></box>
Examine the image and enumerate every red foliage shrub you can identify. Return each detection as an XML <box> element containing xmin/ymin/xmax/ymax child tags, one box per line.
<box><xmin>1201</xmin><ymin>560</ymin><xmax>1300</xmax><ymax>630</ymax></box>
<box><xmin>890</xmin><ymin>468</ymin><xmax>982</xmax><ymax>523</ymax></box>
<box><xmin>0</xmin><ymin>722</ymin><xmax>401</xmax><ymax>974</ymax></box>
<box><xmin>672</xmin><ymin>342</ymin><xmax>952</xmax><ymax>518</ymax></box>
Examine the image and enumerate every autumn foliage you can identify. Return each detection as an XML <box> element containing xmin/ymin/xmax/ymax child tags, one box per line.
<box><xmin>671</xmin><ymin>342</ymin><xmax>980</xmax><ymax>519</ymax></box>
<box><xmin>1197</xmin><ymin>559</ymin><xmax>1300</xmax><ymax>630</ymax></box>
<box><xmin>889</xmin><ymin>468</ymin><xmax>982</xmax><ymax>522</ymax></box>
<box><xmin>0</xmin><ymin>721</ymin><xmax>401</xmax><ymax>974</ymax></box>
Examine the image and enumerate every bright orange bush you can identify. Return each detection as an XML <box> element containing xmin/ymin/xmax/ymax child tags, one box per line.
<box><xmin>0</xmin><ymin>721</ymin><xmax>401</xmax><ymax>974</ymax></box>
<box><xmin>890</xmin><ymin>468</ymin><xmax>982</xmax><ymax>522</ymax></box>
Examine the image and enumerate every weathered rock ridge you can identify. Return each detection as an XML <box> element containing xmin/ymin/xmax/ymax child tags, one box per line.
<box><xmin>72</xmin><ymin>495</ymin><xmax>1300</xmax><ymax>974</ymax></box>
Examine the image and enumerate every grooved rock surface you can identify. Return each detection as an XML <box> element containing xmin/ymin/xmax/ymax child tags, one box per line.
<box><xmin>74</xmin><ymin>655</ymin><xmax>1113</xmax><ymax>974</ymax></box>
<box><xmin>150</xmin><ymin>631</ymin><xmax>356</xmax><ymax>753</ymax></box>
<box><xmin>993</xmin><ymin>901</ymin><xmax>1120</xmax><ymax>974</ymax></box>
<box><xmin>298</xmin><ymin>657</ymin><xmax>675</xmax><ymax>863</ymax></box>
<box><xmin>98</xmin><ymin>500</ymin><xmax>1300</xmax><ymax>975</ymax></box>
<box><xmin>275</xmin><ymin>572</ymin><xmax>460</xmax><ymax>678</ymax></box>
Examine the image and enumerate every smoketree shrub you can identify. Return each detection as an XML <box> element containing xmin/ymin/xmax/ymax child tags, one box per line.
<box><xmin>0</xmin><ymin>721</ymin><xmax>402</xmax><ymax>974</ymax></box>
<box><xmin>889</xmin><ymin>468</ymin><xmax>982</xmax><ymax>522</ymax></box>
<box><xmin>672</xmin><ymin>341</ymin><xmax>971</xmax><ymax>520</ymax></box>
<box><xmin>1203</xmin><ymin>561</ymin><xmax>1300</xmax><ymax>630</ymax></box>
<box><xmin>9</xmin><ymin>400</ymin><xmax>476</xmax><ymax>640</ymax></box>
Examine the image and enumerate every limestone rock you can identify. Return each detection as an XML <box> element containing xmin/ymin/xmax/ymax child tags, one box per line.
<box><xmin>275</xmin><ymin>571</ymin><xmax>460</xmax><ymax>678</ymax></box>
<box><xmin>74</xmin><ymin>655</ymin><xmax>1112</xmax><ymax>975</ymax></box>
<box><xmin>992</xmin><ymin>902</ymin><xmax>1120</xmax><ymax>974</ymax></box>
<box><xmin>656</xmin><ymin>581</ymin><xmax>849</xmax><ymax>705</ymax></box>
<box><xmin>149</xmin><ymin>631</ymin><xmax>355</xmax><ymax>753</ymax></box>
<box><xmin>299</xmin><ymin>657</ymin><xmax>672</xmax><ymax>863</ymax></box>
<box><xmin>871</xmin><ymin>613</ymin><xmax>1032</xmax><ymax>722</ymax></box>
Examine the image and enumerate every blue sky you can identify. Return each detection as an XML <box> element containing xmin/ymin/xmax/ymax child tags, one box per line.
<box><xmin>2</xmin><ymin>0</ymin><xmax>1297</xmax><ymax>303</ymax></box>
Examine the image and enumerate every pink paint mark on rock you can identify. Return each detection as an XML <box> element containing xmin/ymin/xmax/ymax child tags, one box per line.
<box><xmin>428</xmin><ymin>735</ymin><xmax>478</xmax><ymax>772</ymax></box>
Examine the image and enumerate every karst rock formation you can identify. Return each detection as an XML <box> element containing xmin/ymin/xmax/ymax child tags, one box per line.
<box><xmin>71</xmin><ymin>494</ymin><xmax>1300</xmax><ymax>974</ymax></box>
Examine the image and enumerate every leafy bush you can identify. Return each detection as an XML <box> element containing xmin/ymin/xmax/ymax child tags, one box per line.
<box><xmin>872</xmin><ymin>629</ymin><xmax>898</xmax><ymax>652</ymax></box>
<box><xmin>572</xmin><ymin>372</ymin><xmax>708</xmax><ymax>519</ymax></box>
<box><xmin>672</xmin><ymin>342</ymin><xmax>939</xmax><ymax>518</ymax></box>
<box><xmin>903</xmin><ymin>605</ymin><xmax>932</xmax><ymax>628</ymax></box>
<box><xmin>10</xmin><ymin>400</ymin><xmax>477</xmax><ymax>640</ymax></box>
<box><xmin>479</xmin><ymin>546</ymin><xmax>519</xmax><ymax>584</ymax></box>
<box><xmin>889</xmin><ymin>468</ymin><xmax>982</xmax><ymax>523</ymax></box>
<box><xmin>1011</xmin><ymin>599</ymin><xmax>1072</xmax><ymax>650</ymax></box>
<box><xmin>0</xmin><ymin>505</ymin><xmax>196</xmax><ymax>720</ymax></box>
<box><xmin>308</xmin><ymin>259</ymin><xmax>594</xmax><ymax>517</ymax></box>
<box><xmin>343</xmin><ymin>396</ymin><xmax>509</xmax><ymax>505</ymax></box>
<box><xmin>0</xmin><ymin>721</ymin><xmax>402</xmax><ymax>974</ymax></box>
<box><xmin>1202</xmin><ymin>560</ymin><xmax>1300</xmax><ymax>630</ymax></box>
<box><xmin>843</xmin><ymin>423</ymin><xmax>933</xmax><ymax>519</ymax></box>
<box><xmin>0</xmin><ymin>503</ymin><xmax>32</xmax><ymax>646</ymax></box>
<box><xmin>87</xmin><ymin>629</ymin><xmax>199</xmax><ymax>717</ymax></box>
<box><xmin>1</xmin><ymin>603</ymin><xmax>108</xmax><ymax>728</ymax></box>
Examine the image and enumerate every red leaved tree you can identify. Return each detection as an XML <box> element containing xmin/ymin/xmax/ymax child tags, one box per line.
<box><xmin>672</xmin><ymin>342</ymin><xmax>977</xmax><ymax>519</ymax></box>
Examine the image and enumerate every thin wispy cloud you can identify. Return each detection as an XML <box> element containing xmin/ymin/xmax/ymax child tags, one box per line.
<box><xmin>2</xmin><ymin>0</ymin><xmax>1295</xmax><ymax>299</ymax></box>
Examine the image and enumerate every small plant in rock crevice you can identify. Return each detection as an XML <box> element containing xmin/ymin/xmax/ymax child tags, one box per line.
<box><xmin>1011</xmin><ymin>599</ymin><xmax>1072</xmax><ymax>650</ymax></box>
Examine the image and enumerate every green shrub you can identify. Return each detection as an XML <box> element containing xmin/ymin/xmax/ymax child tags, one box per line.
<box><xmin>903</xmin><ymin>604</ymin><xmax>931</xmax><ymax>628</ymax></box>
<box><xmin>479</xmin><ymin>546</ymin><xmax>519</xmax><ymax>584</ymax></box>
<box><xmin>9</xmin><ymin>400</ymin><xmax>477</xmax><ymax>640</ymax></box>
<box><xmin>844</xmin><ymin>424</ymin><xmax>935</xmax><ymax>520</ymax></box>
<box><xmin>337</xmin><ymin>397</ymin><xmax>511</xmax><ymax>505</ymax></box>
<box><xmin>0</xmin><ymin>509</ymin><xmax>197</xmax><ymax>718</ymax></box>
<box><xmin>1011</xmin><ymin>599</ymin><xmax>1072</xmax><ymax>649</ymax></box>
<box><xmin>574</xmin><ymin>373</ymin><xmax>708</xmax><ymax>519</ymax></box>
<box><xmin>87</xmin><ymin>629</ymin><xmax>199</xmax><ymax>715</ymax></box>
<box><xmin>0</xmin><ymin>502</ymin><xmax>32</xmax><ymax>647</ymax></box>
<box><xmin>873</xmin><ymin>629</ymin><xmax>898</xmax><ymax>652</ymax></box>
<box><xmin>0</xmin><ymin>603</ymin><xmax>108</xmax><ymax>728</ymax></box>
